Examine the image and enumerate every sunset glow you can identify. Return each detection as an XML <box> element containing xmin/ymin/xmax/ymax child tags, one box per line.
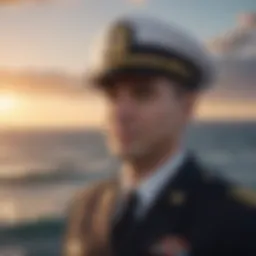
<box><xmin>0</xmin><ymin>92</ymin><xmax>19</xmax><ymax>113</ymax></box>
<box><xmin>0</xmin><ymin>92</ymin><xmax>255</xmax><ymax>129</ymax></box>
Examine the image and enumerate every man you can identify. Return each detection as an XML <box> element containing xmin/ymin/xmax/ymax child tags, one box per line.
<box><xmin>63</xmin><ymin>15</ymin><xmax>256</xmax><ymax>256</ymax></box>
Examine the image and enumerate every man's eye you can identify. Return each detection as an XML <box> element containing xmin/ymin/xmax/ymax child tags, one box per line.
<box><xmin>132</xmin><ymin>86</ymin><xmax>154</xmax><ymax>100</ymax></box>
<box><xmin>103</xmin><ymin>87</ymin><xmax>118</xmax><ymax>100</ymax></box>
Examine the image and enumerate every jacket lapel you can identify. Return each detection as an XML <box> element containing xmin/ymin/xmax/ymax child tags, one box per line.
<box><xmin>91</xmin><ymin>180</ymin><xmax>120</xmax><ymax>256</ymax></box>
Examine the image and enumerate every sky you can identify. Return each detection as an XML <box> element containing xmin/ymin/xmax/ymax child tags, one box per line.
<box><xmin>1</xmin><ymin>0</ymin><xmax>256</xmax><ymax>73</ymax></box>
<box><xmin>0</xmin><ymin>0</ymin><xmax>256</xmax><ymax>128</ymax></box>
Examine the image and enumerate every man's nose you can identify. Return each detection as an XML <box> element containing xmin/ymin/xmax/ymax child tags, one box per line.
<box><xmin>114</xmin><ymin>95</ymin><xmax>137</xmax><ymax>120</ymax></box>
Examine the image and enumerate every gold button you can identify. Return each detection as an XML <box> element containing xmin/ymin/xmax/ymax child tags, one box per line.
<box><xmin>170</xmin><ymin>191</ymin><xmax>186</xmax><ymax>206</ymax></box>
<box><xmin>66</xmin><ymin>238</ymin><xmax>83</xmax><ymax>256</ymax></box>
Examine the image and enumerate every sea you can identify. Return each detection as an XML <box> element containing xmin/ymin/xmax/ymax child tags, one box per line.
<box><xmin>0</xmin><ymin>121</ymin><xmax>255</xmax><ymax>256</ymax></box>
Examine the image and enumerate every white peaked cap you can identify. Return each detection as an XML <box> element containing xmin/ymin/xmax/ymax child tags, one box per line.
<box><xmin>87</xmin><ymin>14</ymin><xmax>215</xmax><ymax>90</ymax></box>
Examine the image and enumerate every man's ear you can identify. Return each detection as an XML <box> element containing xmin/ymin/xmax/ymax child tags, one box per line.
<box><xmin>183</xmin><ymin>91</ymin><xmax>199</xmax><ymax>117</ymax></box>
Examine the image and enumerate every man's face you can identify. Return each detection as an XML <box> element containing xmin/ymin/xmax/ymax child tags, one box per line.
<box><xmin>100</xmin><ymin>75</ymin><xmax>197</xmax><ymax>160</ymax></box>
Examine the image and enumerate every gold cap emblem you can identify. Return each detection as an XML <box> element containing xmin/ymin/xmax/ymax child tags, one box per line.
<box><xmin>105</xmin><ymin>23</ymin><xmax>133</xmax><ymax>65</ymax></box>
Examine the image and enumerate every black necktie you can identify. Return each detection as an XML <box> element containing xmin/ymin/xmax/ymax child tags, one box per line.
<box><xmin>112</xmin><ymin>192</ymin><xmax>139</xmax><ymax>249</ymax></box>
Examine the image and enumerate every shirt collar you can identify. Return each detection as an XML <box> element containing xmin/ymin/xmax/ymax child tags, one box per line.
<box><xmin>136</xmin><ymin>150</ymin><xmax>186</xmax><ymax>210</ymax></box>
<box><xmin>120</xmin><ymin>149</ymin><xmax>187</xmax><ymax>207</ymax></box>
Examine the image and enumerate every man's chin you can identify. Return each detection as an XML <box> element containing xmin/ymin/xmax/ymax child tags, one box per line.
<box><xmin>114</xmin><ymin>146</ymin><xmax>147</xmax><ymax>160</ymax></box>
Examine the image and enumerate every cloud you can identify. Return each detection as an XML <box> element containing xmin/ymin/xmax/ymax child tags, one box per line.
<box><xmin>0</xmin><ymin>0</ymin><xmax>50</xmax><ymax>5</ymax></box>
<box><xmin>0</xmin><ymin>0</ymin><xmax>22</xmax><ymax>4</ymax></box>
<box><xmin>0</xmin><ymin>0</ymin><xmax>82</xmax><ymax>7</ymax></box>
<box><xmin>128</xmin><ymin>0</ymin><xmax>147</xmax><ymax>5</ymax></box>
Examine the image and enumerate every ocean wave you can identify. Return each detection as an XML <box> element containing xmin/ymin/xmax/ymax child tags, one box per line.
<box><xmin>0</xmin><ymin>164</ymin><xmax>87</xmax><ymax>185</ymax></box>
<box><xmin>0</xmin><ymin>216</ymin><xmax>64</xmax><ymax>241</ymax></box>
<box><xmin>0</xmin><ymin>217</ymin><xmax>65</xmax><ymax>256</ymax></box>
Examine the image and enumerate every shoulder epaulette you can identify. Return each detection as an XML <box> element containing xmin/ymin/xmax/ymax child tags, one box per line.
<box><xmin>228</xmin><ymin>186</ymin><xmax>256</xmax><ymax>207</ymax></box>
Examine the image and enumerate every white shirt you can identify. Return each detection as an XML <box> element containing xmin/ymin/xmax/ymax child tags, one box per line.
<box><xmin>119</xmin><ymin>150</ymin><xmax>186</xmax><ymax>219</ymax></box>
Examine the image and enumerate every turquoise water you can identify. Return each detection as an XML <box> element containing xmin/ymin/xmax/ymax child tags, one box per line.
<box><xmin>0</xmin><ymin>121</ymin><xmax>255</xmax><ymax>255</ymax></box>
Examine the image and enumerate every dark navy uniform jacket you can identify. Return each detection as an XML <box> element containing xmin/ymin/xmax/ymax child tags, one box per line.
<box><xmin>63</xmin><ymin>155</ymin><xmax>256</xmax><ymax>256</ymax></box>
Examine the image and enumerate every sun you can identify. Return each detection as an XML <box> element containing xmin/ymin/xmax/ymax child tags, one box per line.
<box><xmin>0</xmin><ymin>92</ymin><xmax>18</xmax><ymax>112</ymax></box>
